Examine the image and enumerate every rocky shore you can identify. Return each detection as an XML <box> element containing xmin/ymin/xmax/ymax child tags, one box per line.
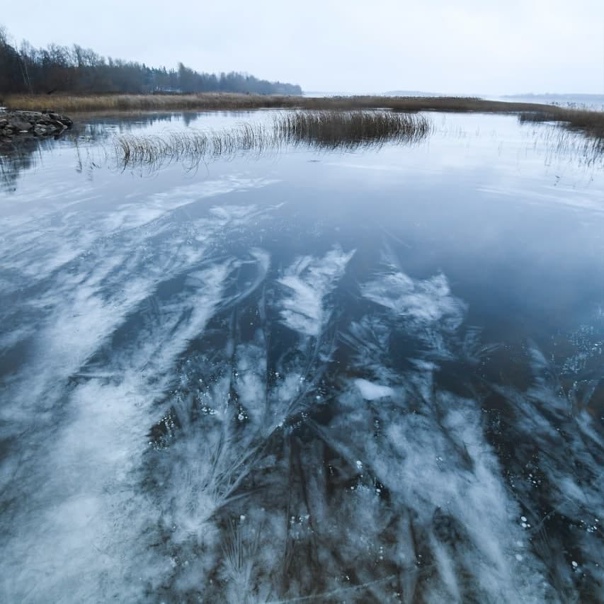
<box><xmin>0</xmin><ymin>110</ymin><xmax>73</xmax><ymax>141</ymax></box>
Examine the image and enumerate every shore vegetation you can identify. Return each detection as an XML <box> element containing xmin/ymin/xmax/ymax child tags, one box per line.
<box><xmin>114</xmin><ymin>110</ymin><xmax>431</xmax><ymax>167</ymax></box>
<box><xmin>4</xmin><ymin>93</ymin><xmax>603</xmax><ymax>144</ymax></box>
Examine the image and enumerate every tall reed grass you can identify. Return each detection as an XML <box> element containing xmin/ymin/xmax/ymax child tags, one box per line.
<box><xmin>6</xmin><ymin>93</ymin><xmax>603</xmax><ymax>147</ymax></box>
<box><xmin>115</xmin><ymin>123</ymin><xmax>276</xmax><ymax>168</ymax></box>
<box><xmin>3</xmin><ymin>92</ymin><xmax>592</xmax><ymax>116</ymax></box>
<box><xmin>276</xmin><ymin>111</ymin><xmax>430</xmax><ymax>148</ymax></box>
<box><xmin>114</xmin><ymin>111</ymin><xmax>430</xmax><ymax>167</ymax></box>
<box><xmin>4</xmin><ymin>93</ymin><xmax>283</xmax><ymax>114</ymax></box>
<box><xmin>519</xmin><ymin>108</ymin><xmax>604</xmax><ymax>145</ymax></box>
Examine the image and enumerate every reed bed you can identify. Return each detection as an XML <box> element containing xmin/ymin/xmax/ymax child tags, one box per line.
<box><xmin>114</xmin><ymin>124</ymin><xmax>277</xmax><ymax>168</ymax></box>
<box><xmin>4</xmin><ymin>93</ymin><xmax>288</xmax><ymax>114</ymax></box>
<box><xmin>276</xmin><ymin>111</ymin><xmax>430</xmax><ymax>149</ymax></box>
<box><xmin>3</xmin><ymin>92</ymin><xmax>589</xmax><ymax>116</ymax></box>
<box><xmin>7</xmin><ymin>92</ymin><xmax>604</xmax><ymax>147</ymax></box>
<box><xmin>519</xmin><ymin>108</ymin><xmax>604</xmax><ymax>145</ymax></box>
<box><xmin>114</xmin><ymin>110</ymin><xmax>430</xmax><ymax>167</ymax></box>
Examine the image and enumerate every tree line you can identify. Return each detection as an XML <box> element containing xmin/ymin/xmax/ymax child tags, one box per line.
<box><xmin>0</xmin><ymin>26</ymin><xmax>302</xmax><ymax>96</ymax></box>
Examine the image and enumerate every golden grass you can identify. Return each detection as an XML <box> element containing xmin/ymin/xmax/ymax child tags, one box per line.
<box><xmin>0</xmin><ymin>92</ymin><xmax>589</xmax><ymax>115</ymax></box>
<box><xmin>4</xmin><ymin>93</ymin><xmax>288</xmax><ymax>114</ymax></box>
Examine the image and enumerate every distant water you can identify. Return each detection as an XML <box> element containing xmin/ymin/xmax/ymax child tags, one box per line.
<box><xmin>1</xmin><ymin>111</ymin><xmax>604</xmax><ymax>602</ymax></box>
<box><xmin>305</xmin><ymin>91</ymin><xmax>604</xmax><ymax>110</ymax></box>
<box><xmin>501</xmin><ymin>94</ymin><xmax>604</xmax><ymax>110</ymax></box>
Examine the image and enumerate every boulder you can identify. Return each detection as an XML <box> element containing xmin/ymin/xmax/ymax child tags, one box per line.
<box><xmin>11</xmin><ymin>120</ymin><xmax>33</xmax><ymax>132</ymax></box>
<box><xmin>0</xmin><ymin>110</ymin><xmax>73</xmax><ymax>141</ymax></box>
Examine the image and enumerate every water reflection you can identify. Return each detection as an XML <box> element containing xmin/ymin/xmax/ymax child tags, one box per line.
<box><xmin>0</xmin><ymin>112</ymin><xmax>604</xmax><ymax>602</ymax></box>
<box><xmin>1</xmin><ymin>110</ymin><xmax>603</xmax><ymax>195</ymax></box>
<box><xmin>0</xmin><ymin>113</ymin><xmax>182</xmax><ymax>192</ymax></box>
<box><xmin>0</xmin><ymin>137</ymin><xmax>45</xmax><ymax>193</ymax></box>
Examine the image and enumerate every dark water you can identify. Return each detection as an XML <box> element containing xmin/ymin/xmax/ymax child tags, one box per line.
<box><xmin>1</xmin><ymin>112</ymin><xmax>604</xmax><ymax>603</ymax></box>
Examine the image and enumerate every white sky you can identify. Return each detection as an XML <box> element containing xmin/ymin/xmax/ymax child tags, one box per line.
<box><xmin>3</xmin><ymin>0</ymin><xmax>604</xmax><ymax>95</ymax></box>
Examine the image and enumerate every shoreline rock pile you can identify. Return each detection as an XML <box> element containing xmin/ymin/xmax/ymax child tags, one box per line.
<box><xmin>0</xmin><ymin>110</ymin><xmax>73</xmax><ymax>141</ymax></box>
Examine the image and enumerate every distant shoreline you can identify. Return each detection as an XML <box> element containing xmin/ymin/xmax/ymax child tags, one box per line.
<box><xmin>1</xmin><ymin>92</ymin><xmax>596</xmax><ymax>114</ymax></box>
<box><xmin>3</xmin><ymin>93</ymin><xmax>603</xmax><ymax>144</ymax></box>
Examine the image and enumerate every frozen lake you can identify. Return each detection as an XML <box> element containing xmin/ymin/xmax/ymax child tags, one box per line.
<box><xmin>1</xmin><ymin>110</ymin><xmax>604</xmax><ymax>602</ymax></box>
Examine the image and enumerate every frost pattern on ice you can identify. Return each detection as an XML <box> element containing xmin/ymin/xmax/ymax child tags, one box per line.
<box><xmin>362</xmin><ymin>270</ymin><xmax>466</xmax><ymax>333</ymax></box>
<box><xmin>277</xmin><ymin>247</ymin><xmax>355</xmax><ymax>336</ymax></box>
<box><xmin>2</xmin><ymin>183</ymin><xmax>604</xmax><ymax>604</ymax></box>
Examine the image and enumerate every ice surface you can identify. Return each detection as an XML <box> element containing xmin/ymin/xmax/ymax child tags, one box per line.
<box><xmin>2</xmin><ymin>115</ymin><xmax>604</xmax><ymax>602</ymax></box>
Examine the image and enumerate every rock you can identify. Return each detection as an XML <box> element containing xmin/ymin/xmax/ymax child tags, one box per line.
<box><xmin>0</xmin><ymin>110</ymin><xmax>73</xmax><ymax>141</ymax></box>
<box><xmin>12</xmin><ymin>120</ymin><xmax>33</xmax><ymax>132</ymax></box>
<box><xmin>49</xmin><ymin>112</ymin><xmax>72</xmax><ymax>127</ymax></box>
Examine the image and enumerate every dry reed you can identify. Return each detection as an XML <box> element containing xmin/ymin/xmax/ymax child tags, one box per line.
<box><xmin>519</xmin><ymin>108</ymin><xmax>604</xmax><ymax>144</ymax></box>
<box><xmin>276</xmin><ymin>111</ymin><xmax>430</xmax><ymax>149</ymax></box>
<box><xmin>114</xmin><ymin>110</ymin><xmax>430</xmax><ymax>167</ymax></box>
<box><xmin>2</xmin><ymin>92</ymin><xmax>593</xmax><ymax>116</ymax></box>
<box><xmin>6</xmin><ymin>93</ymin><xmax>603</xmax><ymax>145</ymax></box>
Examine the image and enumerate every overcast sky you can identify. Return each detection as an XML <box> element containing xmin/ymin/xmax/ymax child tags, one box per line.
<box><xmin>3</xmin><ymin>0</ymin><xmax>604</xmax><ymax>95</ymax></box>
